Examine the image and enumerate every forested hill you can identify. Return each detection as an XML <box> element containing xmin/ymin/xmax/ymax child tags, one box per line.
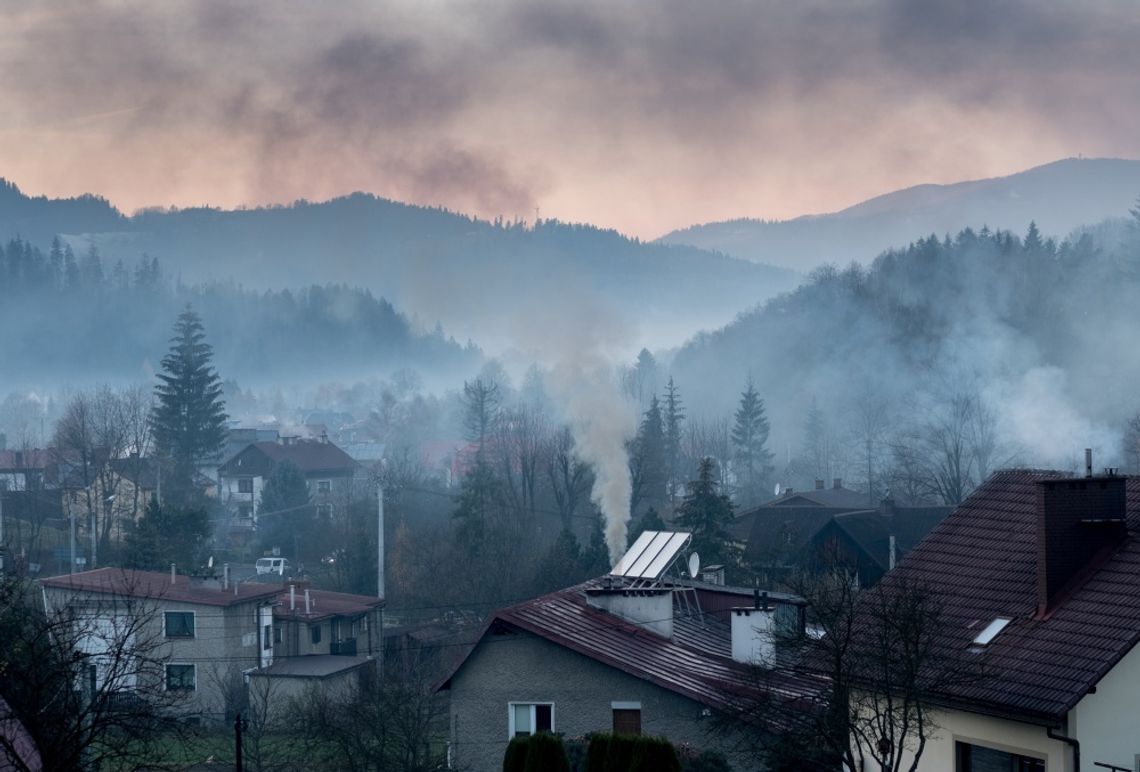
<box><xmin>659</xmin><ymin>158</ymin><xmax>1140</xmax><ymax>271</ymax></box>
<box><xmin>669</xmin><ymin>217</ymin><xmax>1140</xmax><ymax>467</ymax></box>
<box><xmin>0</xmin><ymin>181</ymin><xmax>800</xmax><ymax>351</ymax></box>
<box><xmin>0</xmin><ymin>236</ymin><xmax>480</xmax><ymax>389</ymax></box>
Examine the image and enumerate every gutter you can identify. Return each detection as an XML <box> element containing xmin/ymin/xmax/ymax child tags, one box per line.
<box><xmin>1047</xmin><ymin>726</ymin><xmax>1078</xmax><ymax>772</ymax></box>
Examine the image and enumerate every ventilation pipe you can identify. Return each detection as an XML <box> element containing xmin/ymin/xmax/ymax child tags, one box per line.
<box><xmin>889</xmin><ymin>535</ymin><xmax>897</xmax><ymax>570</ymax></box>
<box><xmin>1085</xmin><ymin>448</ymin><xmax>1093</xmax><ymax>478</ymax></box>
<box><xmin>290</xmin><ymin>584</ymin><xmax>296</xmax><ymax>611</ymax></box>
<box><xmin>304</xmin><ymin>588</ymin><xmax>311</xmax><ymax>614</ymax></box>
<box><xmin>170</xmin><ymin>563</ymin><xmax>176</xmax><ymax>585</ymax></box>
<box><xmin>223</xmin><ymin>563</ymin><xmax>230</xmax><ymax>591</ymax></box>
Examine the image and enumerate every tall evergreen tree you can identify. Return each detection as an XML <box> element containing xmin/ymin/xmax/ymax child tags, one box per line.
<box><xmin>629</xmin><ymin>396</ymin><xmax>667</xmax><ymax>518</ymax></box>
<box><xmin>152</xmin><ymin>306</ymin><xmax>228</xmax><ymax>502</ymax></box>
<box><xmin>674</xmin><ymin>458</ymin><xmax>736</xmax><ymax>568</ymax></box>
<box><xmin>731</xmin><ymin>377</ymin><xmax>774</xmax><ymax>506</ymax></box>
<box><xmin>662</xmin><ymin>377</ymin><xmax>685</xmax><ymax>505</ymax></box>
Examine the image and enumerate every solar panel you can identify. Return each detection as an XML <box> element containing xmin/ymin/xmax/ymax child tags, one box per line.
<box><xmin>610</xmin><ymin>530</ymin><xmax>691</xmax><ymax>580</ymax></box>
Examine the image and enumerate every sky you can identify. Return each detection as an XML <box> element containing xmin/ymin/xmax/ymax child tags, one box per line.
<box><xmin>1</xmin><ymin>0</ymin><xmax>1138</xmax><ymax>239</ymax></box>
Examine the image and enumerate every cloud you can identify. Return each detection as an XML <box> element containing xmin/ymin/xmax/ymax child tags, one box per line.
<box><xmin>0</xmin><ymin>0</ymin><xmax>1138</xmax><ymax>236</ymax></box>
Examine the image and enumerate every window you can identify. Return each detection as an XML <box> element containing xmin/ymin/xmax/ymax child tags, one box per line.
<box><xmin>317</xmin><ymin>480</ymin><xmax>331</xmax><ymax>493</ymax></box>
<box><xmin>311</xmin><ymin>624</ymin><xmax>322</xmax><ymax>645</ymax></box>
<box><xmin>317</xmin><ymin>504</ymin><xmax>332</xmax><ymax>518</ymax></box>
<box><xmin>972</xmin><ymin>617</ymin><xmax>1012</xmax><ymax>647</ymax></box>
<box><xmin>956</xmin><ymin>741</ymin><xmax>1044</xmax><ymax>772</ymax></box>
<box><xmin>263</xmin><ymin>624</ymin><xmax>273</xmax><ymax>651</ymax></box>
<box><xmin>164</xmin><ymin>611</ymin><xmax>195</xmax><ymax>638</ymax></box>
<box><xmin>508</xmin><ymin>703</ymin><xmax>553</xmax><ymax>738</ymax></box>
<box><xmin>238</xmin><ymin>478</ymin><xmax>253</xmax><ymax>494</ymax></box>
<box><xmin>274</xmin><ymin>626</ymin><xmax>283</xmax><ymax>644</ymax></box>
<box><xmin>612</xmin><ymin>702</ymin><xmax>641</xmax><ymax>735</ymax></box>
<box><xmin>165</xmin><ymin>664</ymin><xmax>195</xmax><ymax>692</ymax></box>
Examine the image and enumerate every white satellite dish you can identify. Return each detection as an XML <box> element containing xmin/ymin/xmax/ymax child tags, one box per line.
<box><xmin>688</xmin><ymin>552</ymin><xmax>701</xmax><ymax>578</ymax></box>
<box><xmin>774</xmin><ymin>483</ymin><xmax>782</xmax><ymax>496</ymax></box>
<box><xmin>207</xmin><ymin>556</ymin><xmax>214</xmax><ymax>569</ymax></box>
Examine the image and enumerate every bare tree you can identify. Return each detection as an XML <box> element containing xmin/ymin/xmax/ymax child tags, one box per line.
<box><xmin>0</xmin><ymin>574</ymin><xmax>190</xmax><ymax>771</ymax></box>
<box><xmin>292</xmin><ymin>665</ymin><xmax>447</xmax><ymax>772</ymax></box>
<box><xmin>545</xmin><ymin>426</ymin><xmax>592</xmax><ymax>532</ymax></box>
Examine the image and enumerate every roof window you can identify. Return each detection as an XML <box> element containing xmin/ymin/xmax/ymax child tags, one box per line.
<box><xmin>971</xmin><ymin>617</ymin><xmax>1011</xmax><ymax>647</ymax></box>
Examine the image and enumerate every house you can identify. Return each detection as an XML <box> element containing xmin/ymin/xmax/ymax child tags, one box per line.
<box><xmin>217</xmin><ymin>436</ymin><xmax>360</xmax><ymax>524</ymax></box>
<box><xmin>764</xmin><ymin>478</ymin><xmax>870</xmax><ymax>509</ymax></box>
<box><xmin>40</xmin><ymin>568</ymin><xmax>281</xmax><ymax>722</ymax></box>
<box><xmin>247</xmin><ymin>583</ymin><xmax>385</xmax><ymax>722</ymax></box>
<box><xmin>437</xmin><ymin>531</ymin><xmax>821</xmax><ymax>771</ymax></box>
<box><xmin>809</xmin><ymin>498</ymin><xmax>951</xmax><ymax>587</ymax></box>
<box><xmin>852</xmin><ymin>466</ymin><xmax>1140</xmax><ymax>771</ymax></box>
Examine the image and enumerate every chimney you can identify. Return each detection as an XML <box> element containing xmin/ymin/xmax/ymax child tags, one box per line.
<box><xmin>585</xmin><ymin>587</ymin><xmax>673</xmax><ymax>638</ymax></box>
<box><xmin>833</xmin><ymin>478</ymin><xmax>842</xmax><ymax>490</ymax></box>
<box><xmin>731</xmin><ymin>590</ymin><xmax>777</xmax><ymax>667</ymax></box>
<box><xmin>880</xmin><ymin>496</ymin><xmax>897</xmax><ymax>518</ymax></box>
<box><xmin>889</xmin><ymin>534</ymin><xmax>897</xmax><ymax>570</ymax></box>
<box><xmin>290</xmin><ymin>584</ymin><xmax>296</xmax><ymax>611</ymax></box>
<box><xmin>1036</xmin><ymin>455</ymin><xmax>1127</xmax><ymax>615</ymax></box>
<box><xmin>304</xmin><ymin>588</ymin><xmax>311</xmax><ymax>614</ymax></box>
<box><xmin>223</xmin><ymin>563</ymin><xmax>230</xmax><ymax>590</ymax></box>
<box><xmin>814</xmin><ymin>479</ymin><xmax>825</xmax><ymax>490</ymax></box>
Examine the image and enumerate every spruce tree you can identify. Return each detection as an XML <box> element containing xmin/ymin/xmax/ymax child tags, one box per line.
<box><xmin>663</xmin><ymin>377</ymin><xmax>685</xmax><ymax>505</ymax></box>
<box><xmin>152</xmin><ymin>306</ymin><xmax>228</xmax><ymax>502</ymax></box>
<box><xmin>675</xmin><ymin>457</ymin><xmax>736</xmax><ymax>567</ymax></box>
<box><xmin>731</xmin><ymin>377</ymin><xmax>774</xmax><ymax>506</ymax></box>
<box><xmin>629</xmin><ymin>396</ymin><xmax>667</xmax><ymax>518</ymax></box>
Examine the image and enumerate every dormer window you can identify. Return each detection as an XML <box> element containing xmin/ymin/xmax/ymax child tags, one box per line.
<box><xmin>971</xmin><ymin>617</ymin><xmax>1011</xmax><ymax>648</ymax></box>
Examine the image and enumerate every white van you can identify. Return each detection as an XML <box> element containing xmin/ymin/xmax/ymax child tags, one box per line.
<box><xmin>255</xmin><ymin>557</ymin><xmax>290</xmax><ymax>576</ymax></box>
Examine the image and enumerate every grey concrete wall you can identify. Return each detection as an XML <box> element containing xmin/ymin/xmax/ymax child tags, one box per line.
<box><xmin>446</xmin><ymin>630</ymin><xmax>755</xmax><ymax>772</ymax></box>
<box><xmin>42</xmin><ymin>587</ymin><xmax>270</xmax><ymax>722</ymax></box>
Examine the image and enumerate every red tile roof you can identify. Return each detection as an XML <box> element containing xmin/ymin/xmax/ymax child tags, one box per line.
<box><xmin>865</xmin><ymin>469</ymin><xmax>1140</xmax><ymax>723</ymax></box>
<box><xmin>41</xmin><ymin>568</ymin><xmax>281</xmax><ymax>607</ymax></box>
<box><xmin>438</xmin><ymin>578</ymin><xmax>823</xmax><ymax>714</ymax></box>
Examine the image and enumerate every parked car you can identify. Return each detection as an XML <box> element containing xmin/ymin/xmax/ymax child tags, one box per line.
<box><xmin>255</xmin><ymin>557</ymin><xmax>291</xmax><ymax>575</ymax></box>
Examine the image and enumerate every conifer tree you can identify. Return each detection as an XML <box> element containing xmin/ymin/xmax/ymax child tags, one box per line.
<box><xmin>152</xmin><ymin>306</ymin><xmax>228</xmax><ymax>502</ymax></box>
<box><xmin>629</xmin><ymin>396</ymin><xmax>667</xmax><ymax>518</ymax></box>
<box><xmin>675</xmin><ymin>457</ymin><xmax>736</xmax><ymax>567</ymax></box>
<box><xmin>732</xmin><ymin>377</ymin><xmax>773</xmax><ymax>506</ymax></box>
<box><xmin>663</xmin><ymin>377</ymin><xmax>685</xmax><ymax>505</ymax></box>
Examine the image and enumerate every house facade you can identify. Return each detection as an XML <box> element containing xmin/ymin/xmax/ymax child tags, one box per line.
<box><xmin>216</xmin><ymin>436</ymin><xmax>360</xmax><ymax>525</ymax></box>
<box><xmin>40</xmin><ymin>568</ymin><xmax>281</xmax><ymax>722</ymax></box>
<box><xmin>438</xmin><ymin>573</ymin><xmax>817</xmax><ymax>772</ymax></box>
<box><xmin>855</xmin><ymin>467</ymin><xmax>1140</xmax><ymax>771</ymax></box>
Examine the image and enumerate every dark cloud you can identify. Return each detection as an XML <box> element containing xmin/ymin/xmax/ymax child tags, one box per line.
<box><xmin>0</xmin><ymin>0</ymin><xmax>1137</xmax><ymax>234</ymax></box>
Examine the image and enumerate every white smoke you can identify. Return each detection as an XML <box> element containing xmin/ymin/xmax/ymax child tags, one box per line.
<box><xmin>548</xmin><ymin>357</ymin><xmax>637</xmax><ymax>564</ymax></box>
<box><xmin>509</xmin><ymin>288</ymin><xmax>639</xmax><ymax>565</ymax></box>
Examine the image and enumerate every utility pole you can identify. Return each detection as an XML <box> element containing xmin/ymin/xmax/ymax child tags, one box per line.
<box><xmin>68</xmin><ymin>495</ymin><xmax>76</xmax><ymax>575</ymax></box>
<box><xmin>0</xmin><ymin>487</ymin><xmax>5</xmax><ymax>576</ymax></box>
<box><xmin>234</xmin><ymin>712</ymin><xmax>245</xmax><ymax>772</ymax></box>
<box><xmin>377</xmin><ymin>481</ymin><xmax>384</xmax><ymax>599</ymax></box>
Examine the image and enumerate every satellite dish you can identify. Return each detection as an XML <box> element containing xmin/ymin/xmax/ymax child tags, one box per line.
<box><xmin>207</xmin><ymin>556</ymin><xmax>214</xmax><ymax>569</ymax></box>
<box><xmin>688</xmin><ymin>552</ymin><xmax>701</xmax><ymax>578</ymax></box>
<box><xmin>774</xmin><ymin>483</ymin><xmax>782</xmax><ymax>496</ymax></box>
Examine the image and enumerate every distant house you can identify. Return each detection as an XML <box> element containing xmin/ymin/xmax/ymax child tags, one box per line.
<box><xmin>764</xmin><ymin>478</ymin><xmax>870</xmax><ymax>509</ymax></box>
<box><xmin>40</xmin><ymin>568</ymin><xmax>281</xmax><ymax>722</ymax></box>
<box><xmin>217</xmin><ymin>436</ymin><xmax>360</xmax><ymax>524</ymax></box>
<box><xmin>849</xmin><ymin>468</ymin><xmax>1140</xmax><ymax>771</ymax></box>
<box><xmin>809</xmin><ymin>499</ymin><xmax>951</xmax><ymax>587</ymax></box>
<box><xmin>438</xmin><ymin>532</ymin><xmax>820</xmax><ymax>771</ymax></box>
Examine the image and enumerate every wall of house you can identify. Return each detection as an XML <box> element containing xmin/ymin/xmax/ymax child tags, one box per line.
<box><xmin>883</xmin><ymin>705</ymin><xmax>1071</xmax><ymax>772</ymax></box>
<box><xmin>41</xmin><ymin>587</ymin><xmax>271</xmax><ymax>723</ymax></box>
<box><xmin>219</xmin><ymin>474</ymin><xmax>263</xmax><ymax>518</ymax></box>
<box><xmin>247</xmin><ymin>668</ymin><xmax>362</xmax><ymax>725</ymax></box>
<box><xmin>446</xmin><ymin>630</ymin><xmax>754</xmax><ymax>772</ymax></box>
<box><xmin>1070</xmin><ymin>639</ymin><xmax>1140</xmax><ymax>771</ymax></box>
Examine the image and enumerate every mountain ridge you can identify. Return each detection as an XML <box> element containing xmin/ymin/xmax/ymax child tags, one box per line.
<box><xmin>659</xmin><ymin>157</ymin><xmax>1140</xmax><ymax>270</ymax></box>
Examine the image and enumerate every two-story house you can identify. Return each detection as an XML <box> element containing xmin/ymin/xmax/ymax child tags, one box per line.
<box><xmin>849</xmin><ymin>464</ymin><xmax>1140</xmax><ymax>771</ymax></box>
<box><xmin>217</xmin><ymin>436</ymin><xmax>360</xmax><ymax>525</ymax></box>
<box><xmin>40</xmin><ymin>568</ymin><xmax>281</xmax><ymax>722</ymax></box>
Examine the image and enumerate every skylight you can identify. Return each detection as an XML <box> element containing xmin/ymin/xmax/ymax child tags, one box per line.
<box><xmin>971</xmin><ymin>617</ymin><xmax>1012</xmax><ymax>647</ymax></box>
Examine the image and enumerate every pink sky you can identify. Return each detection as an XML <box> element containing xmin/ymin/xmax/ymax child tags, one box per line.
<box><xmin>0</xmin><ymin>1</ymin><xmax>1137</xmax><ymax>239</ymax></box>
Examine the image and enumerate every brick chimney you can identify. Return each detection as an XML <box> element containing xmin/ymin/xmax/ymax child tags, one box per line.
<box><xmin>832</xmin><ymin>478</ymin><xmax>842</xmax><ymax>490</ymax></box>
<box><xmin>1036</xmin><ymin>455</ymin><xmax>1127</xmax><ymax>615</ymax></box>
<box><xmin>814</xmin><ymin>479</ymin><xmax>825</xmax><ymax>490</ymax></box>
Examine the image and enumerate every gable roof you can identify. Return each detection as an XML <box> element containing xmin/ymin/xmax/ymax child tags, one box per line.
<box><xmin>817</xmin><ymin>506</ymin><xmax>952</xmax><ymax>572</ymax></box>
<box><xmin>865</xmin><ymin>469</ymin><xmax>1140</xmax><ymax>723</ymax></box>
<box><xmin>218</xmin><ymin>439</ymin><xmax>359</xmax><ymax>477</ymax></box>
<box><xmin>41</xmin><ymin>568</ymin><xmax>281</xmax><ymax>607</ymax></box>
<box><xmin>761</xmin><ymin>486</ymin><xmax>871</xmax><ymax>509</ymax></box>
<box><xmin>438</xmin><ymin>578</ymin><xmax>822</xmax><ymax>714</ymax></box>
<box><xmin>738</xmin><ymin>506</ymin><xmax>856</xmax><ymax>564</ymax></box>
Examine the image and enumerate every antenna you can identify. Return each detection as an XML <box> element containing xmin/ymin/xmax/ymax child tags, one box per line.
<box><xmin>688</xmin><ymin>552</ymin><xmax>701</xmax><ymax>579</ymax></box>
